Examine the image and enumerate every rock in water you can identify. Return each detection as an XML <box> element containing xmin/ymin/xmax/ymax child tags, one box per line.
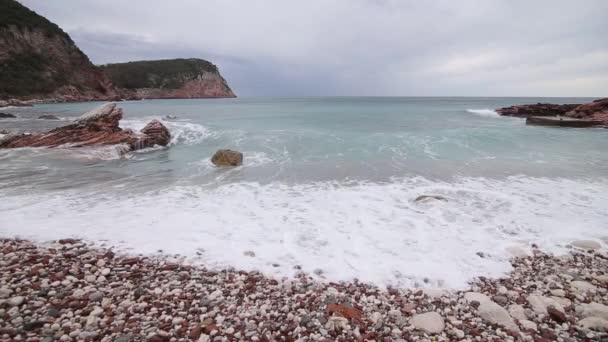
<box><xmin>414</xmin><ymin>195</ymin><xmax>447</xmax><ymax>203</ymax></box>
<box><xmin>571</xmin><ymin>240</ymin><xmax>602</xmax><ymax>250</ymax></box>
<box><xmin>0</xmin><ymin>102</ymin><xmax>170</xmax><ymax>153</ymax></box>
<box><xmin>0</xmin><ymin>113</ymin><xmax>16</xmax><ymax>118</ymax></box>
<box><xmin>38</xmin><ymin>114</ymin><xmax>60</xmax><ymax>120</ymax></box>
<box><xmin>211</xmin><ymin>149</ymin><xmax>243</xmax><ymax>167</ymax></box>
<box><xmin>138</xmin><ymin>120</ymin><xmax>171</xmax><ymax>148</ymax></box>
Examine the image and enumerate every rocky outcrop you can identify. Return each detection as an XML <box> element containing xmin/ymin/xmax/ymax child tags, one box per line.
<box><xmin>496</xmin><ymin>103</ymin><xmax>578</xmax><ymax>118</ymax></box>
<box><xmin>0</xmin><ymin>102</ymin><xmax>170</xmax><ymax>152</ymax></box>
<box><xmin>38</xmin><ymin>114</ymin><xmax>59</xmax><ymax>120</ymax></box>
<box><xmin>0</xmin><ymin>113</ymin><xmax>15</xmax><ymax>118</ymax></box>
<box><xmin>211</xmin><ymin>149</ymin><xmax>243</xmax><ymax>166</ymax></box>
<box><xmin>102</xmin><ymin>59</ymin><xmax>236</xmax><ymax>99</ymax></box>
<box><xmin>496</xmin><ymin>98</ymin><xmax>608</xmax><ymax>126</ymax></box>
<box><xmin>0</xmin><ymin>0</ymin><xmax>118</xmax><ymax>102</ymax></box>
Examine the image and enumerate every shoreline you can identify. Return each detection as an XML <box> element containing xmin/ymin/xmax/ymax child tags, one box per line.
<box><xmin>0</xmin><ymin>238</ymin><xmax>606</xmax><ymax>341</ymax></box>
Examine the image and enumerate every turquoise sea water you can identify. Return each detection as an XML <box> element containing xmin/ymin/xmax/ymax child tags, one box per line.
<box><xmin>1</xmin><ymin>97</ymin><xmax>607</xmax><ymax>287</ymax></box>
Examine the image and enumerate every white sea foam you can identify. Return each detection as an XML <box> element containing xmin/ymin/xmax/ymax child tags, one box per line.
<box><xmin>466</xmin><ymin>109</ymin><xmax>500</xmax><ymax>117</ymax></box>
<box><xmin>1</xmin><ymin>176</ymin><xmax>606</xmax><ymax>289</ymax></box>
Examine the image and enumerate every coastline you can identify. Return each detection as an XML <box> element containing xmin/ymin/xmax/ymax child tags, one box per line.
<box><xmin>0</xmin><ymin>238</ymin><xmax>606</xmax><ymax>341</ymax></box>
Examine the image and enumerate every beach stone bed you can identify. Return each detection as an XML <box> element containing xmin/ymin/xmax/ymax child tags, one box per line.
<box><xmin>0</xmin><ymin>238</ymin><xmax>606</xmax><ymax>341</ymax></box>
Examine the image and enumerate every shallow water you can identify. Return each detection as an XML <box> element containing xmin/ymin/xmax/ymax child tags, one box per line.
<box><xmin>1</xmin><ymin>97</ymin><xmax>607</xmax><ymax>288</ymax></box>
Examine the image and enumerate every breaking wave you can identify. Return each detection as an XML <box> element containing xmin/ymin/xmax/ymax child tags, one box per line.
<box><xmin>466</xmin><ymin>109</ymin><xmax>500</xmax><ymax>118</ymax></box>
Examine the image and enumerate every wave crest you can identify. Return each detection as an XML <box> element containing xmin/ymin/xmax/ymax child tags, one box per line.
<box><xmin>466</xmin><ymin>109</ymin><xmax>499</xmax><ymax>117</ymax></box>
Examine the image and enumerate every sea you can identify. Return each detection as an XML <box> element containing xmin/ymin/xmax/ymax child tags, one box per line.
<box><xmin>1</xmin><ymin>97</ymin><xmax>607</xmax><ymax>288</ymax></box>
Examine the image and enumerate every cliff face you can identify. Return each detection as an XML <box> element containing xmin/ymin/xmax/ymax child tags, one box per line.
<box><xmin>102</xmin><ymin>59</ymin><xmax>236</xmax><ymax>99</ymax></box>
<box><xmin>0</xmin><ymin>1</ymin><xmax>235</xmax><ymax>103</ymax></box>
<box><xmin>0</xmin><ymin>0</ymin><xmax>117</xmax><ymax>101</ymax></box>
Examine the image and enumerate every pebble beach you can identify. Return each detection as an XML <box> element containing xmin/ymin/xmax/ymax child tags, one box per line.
<box><xmin>0</xmin><ymin>238</ymin><xmax>607</xmax><ymax>341</ymax></box>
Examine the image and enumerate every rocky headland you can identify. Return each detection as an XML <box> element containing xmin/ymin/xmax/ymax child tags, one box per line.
<box><xmin>0</xmin><ymin>238</ymin><xmax>606</xmax><ymax>341</ymax></box>
<box><xmin>496</xmin><ymin>98</ymin><xmax>608</xmax><ymax>128</ymax></box>
<box><xmin>0</xmin><ymin>0</ymin><xmax>235</xmax><ymax>105</ymax></box>
<box><xmin>0</xmin><ymin>102</ymin><xmax>170</xmax><ymax>152</ymax></box>
<box><xmin>101</xmin><ymin>59</ymin><xmax>236</xmax><ymax>100</ymax></box>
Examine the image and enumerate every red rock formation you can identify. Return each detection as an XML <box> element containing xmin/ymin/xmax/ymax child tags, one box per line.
<box><xmin>0</xmin><ymin>103</ymin><xmax>170</xmax><ymax>152</ymax></box>
<box><xmin>565</xmin><ymin>98</ymin><xmax>608</xmax><ymax>122</ymax></box>
<box><xmin>496</xmin><ymin>98</ymin><xmax>608</xmax><ymax>124</ymax></box>
<box><xmin>496</xmin><ymin>103</ymin><xmax>579</xmax><ymax>118</ymax></box>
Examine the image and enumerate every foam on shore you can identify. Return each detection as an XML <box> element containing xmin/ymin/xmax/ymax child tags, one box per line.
<box><xmin>1</xmin><ymin>176</ymin><xmax>606</xmax><ymax>289</ymax></box>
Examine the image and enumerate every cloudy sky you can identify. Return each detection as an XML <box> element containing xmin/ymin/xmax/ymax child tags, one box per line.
<box><xmin>21</xmin><ymin>0</ymin><xmax>608</xmax><ymax>97</ymax></box>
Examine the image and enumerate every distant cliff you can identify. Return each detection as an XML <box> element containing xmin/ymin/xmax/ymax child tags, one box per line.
<box><xmin>0</xmin><ymin>0</ymin><xmax>235</xmax><ymax>103</ymax></box>
<box><xmin>102</xmin><ymin>59</ymin><xmax>236</xmax><ymax>99</ymax></box>
<box><xmin>0</xmin><ymin>0</ymin><xmax>117</xmax><ymax>101</ymax></box>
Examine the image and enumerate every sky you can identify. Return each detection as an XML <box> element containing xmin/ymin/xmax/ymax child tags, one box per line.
<box><xmin>20</xmin><ymin>0</ymin><xmax>608</xmax><ymax>97</ymax></box>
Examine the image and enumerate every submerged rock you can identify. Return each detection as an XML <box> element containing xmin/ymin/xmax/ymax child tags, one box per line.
<box><xmin>38</xmin><ymin>114</ymin><xmax>60</xmax><ymax>120</ymax></box>
<box><xmin>0</xmin><ymin>102</ymin><xmax>170</xmax><ymax>153</ymax></box>
<box><xmin>211</xmin><ymin>149</ymin><xmax>243</xmax><ymax>166</ymax></box>
<box><xmin>0</xmin><ymin>113</ymin><xmax>16</xmax><ymax>118</ymax></box>
<box><xmin>414</xmin><ymin>195</ymin><xmax>447</xmax><ymax>203</ymax></box>
<box><xmin>571</xmin><ymin>240</ymin><xmax>602</xmax><ymax>250</ymax></box>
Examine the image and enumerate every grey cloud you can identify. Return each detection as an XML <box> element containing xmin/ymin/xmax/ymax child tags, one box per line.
<box><xmin>20</xmin><ymin>0</ymin><xmax>608</xmax><ymax>96</ymax></box>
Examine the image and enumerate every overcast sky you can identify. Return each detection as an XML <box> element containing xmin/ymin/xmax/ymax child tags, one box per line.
<box><xmin>20</xmin><ymin>0</ymin><xmax>608</xmax><ymax>97</ymax></box>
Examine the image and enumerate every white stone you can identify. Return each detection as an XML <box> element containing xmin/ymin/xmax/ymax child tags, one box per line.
<box><xmin>550</xmin><ymin>289</ymin><xmax>566</xmax><ymax>297</ymax></box>
<box><xmin>498</xmin><ymin>286</ymin><xmax>508</xmax><ymax>295</ymax></box>
<box><xmin>505</xmin><ymin>246</ymin><xmax>530</xmax><ymax>258</ymax></box>
<box><xmin>594</xmin><ymin>275</ymin><xmax>608</xmax><ymax>285</ymax></box>
<box><xmin>370</xmin><ymin>311</ymin><xmax>382</xmax><ymax>324</ymax></box>
<box><xmin>508</xmin><ymin>305</ymin><xmax>527</xmax><ymax>322</ymax></box>
<box><xmin>576</xmin><ymin>303</ymin><xmax>608</xmax><ymax>320</ymax></box>
<box><xmin>101</xmin><ymin>268</ymin><xmax>111</xmax><ymax>276</ymax></box>
<box><xmin>84</xmin><ymin>275</ymin><xmax>96</xmax><ymax>283</ymax></box>
<box><xmin>197</xmin><ymin>335</ymin><xmax>210</xmax><ymax>342</ymax></box>
<box><xmin>477</xmin><ymin>300</ymin><xmax>519</xmax><ymax>331</ymax></box>
<box><xmin>527</xmin><ymin>295</ymin><xmax>564</xmax><ymax>315</ymax></box>
<box><xmin>571</xmin><ymin>240</ymin><xmax>602</xmax><ymax>250</ymax></box>
<box><xmin>519</xmin><ymin>319</ymin><xmax>537</xmax><ymax>331</ymax></box>
<box><xmin>571</xmin><ymin>281</ymin><xmax>597</xmax><ymax>293</ymax></box>
<box><xmin>0</xmin><ymin>287</ymin><xmax>12</xmax><ymax>299</ymax></box>
<box><xmin>464</xmin><ymin>292</ymin><xmax>491</xmax><ymax>303</ymax></box>
<box><xmin>90</xmin><ymin>307</ymin><xmax>103</xmax><ymax>317</ymax></box>
<box><xmin>455</xmin><ymin>329</ymin><xmax>465</xmax><ymax>338</ymax></box>
<box><xmin>578</xmin><ymin>317</ymin><xmax>608</xmax><ymax>332</ymax></box>
<box><xmin>326</xmin><ymin>316</ymin><xmax>349</xmax><ymax>330</ymax></box>
<box><xmin>8</xmin><ymin>296</ymin><xmax>24</xmax><ymax>307</ymax></box>
<box><xmin>409</xmin><ymin>311</ymin><xmax>445</xmax><ymax>334</ymax></box>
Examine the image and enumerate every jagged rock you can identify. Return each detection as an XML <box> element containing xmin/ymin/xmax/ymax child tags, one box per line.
<box><xmin>211</xmin><ymin>149</ymin><xmax>243</xmax><ymax>167</ymax></box>
<box><xmin>571</xmin><ymin>240</ymin><xmax>602</xmax><ymax>250</ymax></box>
<box><xmin>38</xmin><ymin>114</ymin><xmax>60</xmax><ymax>120</ymax></box>
<box><xmin>409</xmin><ymin>311</ymin><xmax>445</xmax><ymax>334</ymax></box>
<box><xmin>0</xmin><ymin>103</ymin><xmax>170</xmax><ymax>153</ymax></box>
<box><xmin>496</xmin><ymin>103</ymin><xmax>578</xmax><ymax>118</ymax></box>
<box><xmin>414</xmin><ymin>195</ymin><xmax>447</xmax><ymax>203</ymax></box>
<box><xmin>0</xmin><ymin>113</ymin><xmax>16</xmax><ymax>118</ymax></box>
<box><xmin>496</xmin><ymin>98</ymin><xmax>608</xmax><ymax>125</ymax></box>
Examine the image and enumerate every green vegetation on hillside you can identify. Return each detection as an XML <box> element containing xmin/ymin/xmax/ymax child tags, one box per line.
<box><xmin>101</xmin><ymin>59</ymin><xmax>219</xmax><ymax>89</ymax></box>
<box><xmin>0</xmin><ymin>52</ymin><xmax>67</xmax><ymax>97</ymax></box>
<box><xmin>0</xmin><ymin>0</ymin><xmax>71</xmax><ymax>41</ymax></box>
